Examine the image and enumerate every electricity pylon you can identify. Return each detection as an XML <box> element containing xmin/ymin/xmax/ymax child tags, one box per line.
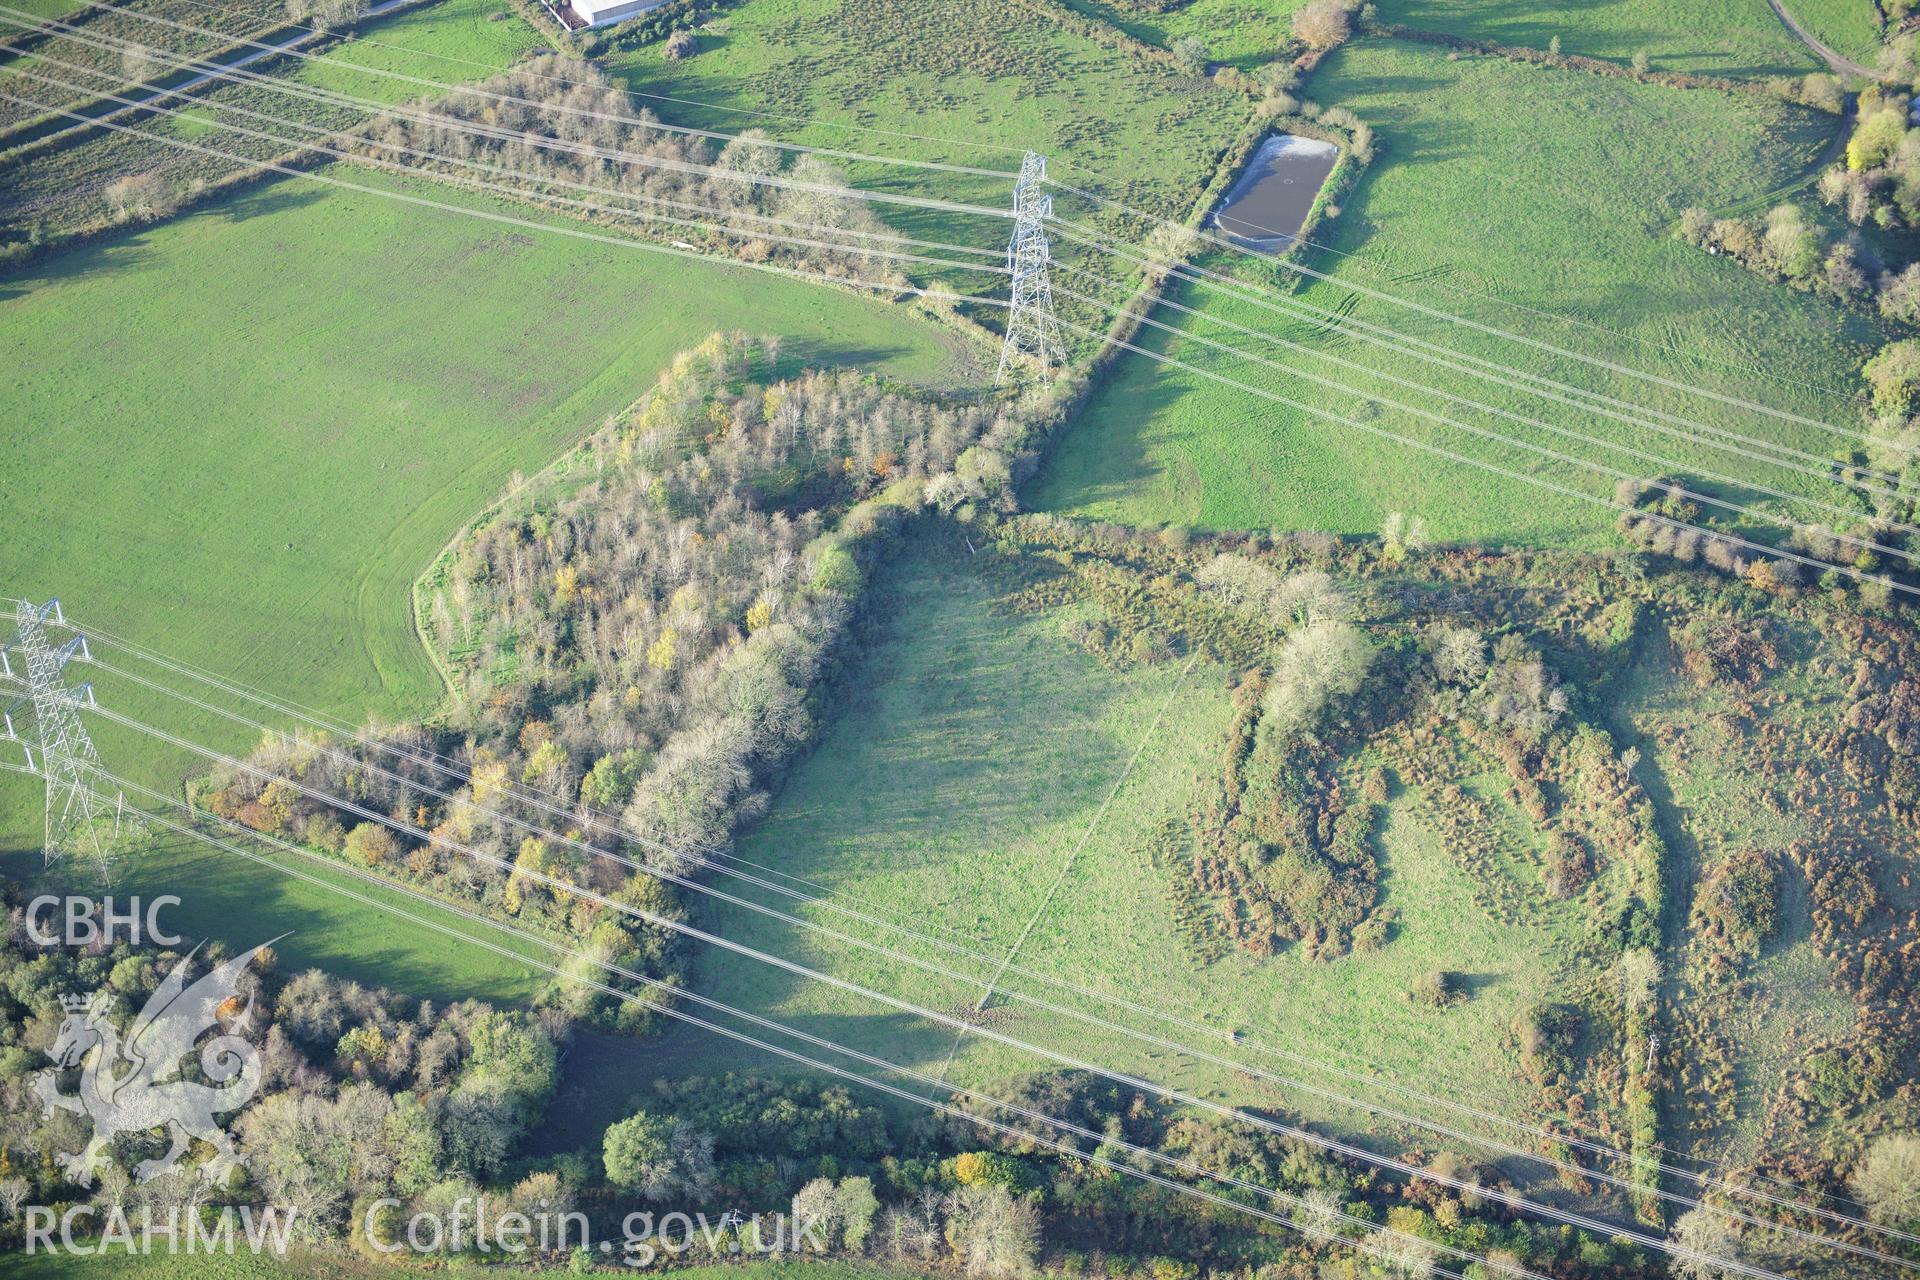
<box><xmin>3</xmin><ymin>599</ymin><xmax>124</xmax><ymax>881</ymax></box>
<box><xmin>995</xmin><ymin>150</ymin><xmax>1064</xmax><ymax>385</ymax></box>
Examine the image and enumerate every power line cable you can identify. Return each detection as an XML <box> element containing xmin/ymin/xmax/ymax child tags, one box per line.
<box><xmin>0</xmin><ymin>30</ymin><xmax>1011</xmax><ymax>262</ymax></box>
<box><xmin>1045</xmin><ymin>164</ymin><xmax>1861</xmax><ymax>403</ymax></box>
<box><xmin>0</xmin><ymin>66</ymin><xmax>1012</xmax><ymax>279</ymax></box>
<box><xmin>34</xmin><ymin>48</ymin><xmax>1905</xmax><ymax>589</ymax></box>
<box><xmin>1043</xmin><ymin>197</ymin><xmax>1909</xmax><ymax>455</ymax></box>
<box><xmin>55</xmin><ymin>614</ymin><xmax>1903</xmax><ymax>1229</ymax></box>
<box><xmin>1046</xmin><ymin>218</ymin><xmax>1915</xmax><ymax>490</ymax></box>
<box><xmin>1047</xmin><ymin>265</ymin><xmax>1920</xmax><ymax>565</ymax></box>
<box><xmin>1039</xmin><ymin>310</ymin><xmax>1915</xmax><ymax>597</ymax></box>
<box><xmin>0</xmin><ymin>88</ymin><xmax>1021</xmax><ymax>315</ymax></box>
<box><xmin>116</xmin><ymin>0</ymin><xmax>1864</xmax><ymax>403</ymax></box>
<box><xmin>1048</xmin><ymin>256</ymin><xmax>1911</xmax><ymax>537</ymax></box>
<box><xmin>98</xmin><ymin>771</ymin><xmax>1540</xmax><ymax>1280</ymax></box>
<box><xmin>74</xmin><ymin>644</ymin><xmax>1920</xmax><ymax>1263</ymax></box>
<box><xmin>36</xmin><ymin>693</ymin><xmax>1834</xmax><ymax>1280</ymax></box>
<box><xmin>129</xmin><ymin>0</ymin><xmax>1044</xmax><ymax>160</ymax></box>
<box><xmin>7</xmin><ymin>42</ymin><xmax>1904</xmax><ymax>1228</ymax></box>
<box><xmin>0</xmin><ymin>1</ymin><xmax>1023</xmax><ymax>181</ymax></box>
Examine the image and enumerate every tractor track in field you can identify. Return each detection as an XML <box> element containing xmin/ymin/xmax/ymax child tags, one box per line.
<box><xmin>1765</xmin><ymin>0</ymin><xmax>1874</xmax><ymax>78</ymax></box>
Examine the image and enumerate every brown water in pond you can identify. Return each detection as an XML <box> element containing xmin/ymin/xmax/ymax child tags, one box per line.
<box><xmin>1213</xmin><ymin>133</ymin><xmax>1338</xmax><ymax>252</ymax></box>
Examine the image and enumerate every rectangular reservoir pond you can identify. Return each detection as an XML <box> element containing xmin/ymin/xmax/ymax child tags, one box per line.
<box><xmin>1212</xmin><ymin>133</ymin><xmax>1338</xmax><ymax>251</ymax></box>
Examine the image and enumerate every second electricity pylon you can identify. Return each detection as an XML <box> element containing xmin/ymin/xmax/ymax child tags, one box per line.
<box><xmin>3</xmin><ymin>599</ymin><xmax>124</xmax><ymax>882</ymax></box>
<box><xmin>995</xmin><ymin>150</ymin><xmax>1064</xmax><ymax>386</ymax></box>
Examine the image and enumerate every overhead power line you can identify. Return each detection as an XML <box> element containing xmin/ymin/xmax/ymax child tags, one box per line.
<box><xmin>1042</xmin><ymin>200</ymin><xmax>1915</xmax><ymax>457</ymax></box>
<box><xmin>2</xmin><ymin>598</ymin><xmax>126</xmax><ymax>881</ymax></box>
<box><xmin>17</xmin><ymin>46</ymin><xmax>1906</xmax><ymax>593</ymax></box>
<box><xmin>11</xmin><ymin>73</ymin><xmax>1912</xmax><ymax>604</ymax></box>
<box><xmin>3</xmin><ymin>2</ymin><xmax>1909</xmax><ymax>1252</ymax></box>
<box><xmin>1047</xmin><ymin>270</ymin><xmax>1920</xmax><ymax>567</ymax></box>
<box><xmin>102</xmin><ymin>773</ymin><xmax>1538</xmax><ymax>1280</ymax></box>
<box><xmin>7</xmin><ymin>32</ymin><xmax>1904</xmax><ymax>1212</ymax></box>
<box><xmin>0</xmin><ymin>2</ymin><xmax>1023</xmax><ymax>181</ymax></box>
<box><xmin>0</xmin><ymin>88</ymin><xmax>1019</xmax><ymax>313</ymax></box>
<box><xmin>1044</xmin><ymin>310</ymin><xmax>1916</xmax><ymax>598</ymax></box>
<box><xmin>151</xmin><ymin>0</ymin><xmax>1043</xmax><ymax>160</ymax></box>
<box><xmin>69</xmin><ymin>637</ymin><xmax>1920</xmax><ymax>1264</ymax></box>
<box><xmin>1045</xmin><ymin>218</ymin><xmax>1914</xmax><ymax>492</ymax></box>
<box><xmin>0</xmin><ymin>32</ymin><xmax>1010</xmax><ymax>262</ymax></box>
<box><xmin>1049</xmin><ymin>257</ymin><xmax>1911</xmax><ymax>549</ymax></box>
<box><xmin>41</xmin><ymin>685</ymin><xmax>1858</xmax><ymax>1280</ymax></box>
<box><xmin>0</xmin><ymin>67</ymin><xmax>1011</xmax><ymax>280</ymax></box>
<box><xmin>49</xmin><ymin>603</ymin><xmax>1912</xmax><ymax>1237</ymax></box>
<box><xmin>122</xmin><ymin>0</ymin><xmax>1871</xmax><ymax>405</ymax></box>
<box><xmin>87</xmin><ymin>622</ymin><xmax>1920</xmax><ymax>1239</ymax></box>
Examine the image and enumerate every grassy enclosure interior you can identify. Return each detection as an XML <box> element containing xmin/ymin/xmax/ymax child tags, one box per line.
<box><xmin>649</xmin><ymin>526</ymin><xmax>1598</xmax><ymax>1149</ymax></box>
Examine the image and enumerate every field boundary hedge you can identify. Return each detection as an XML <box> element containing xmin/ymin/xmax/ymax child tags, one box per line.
<box><xmin>1372</xmin><ymin>22</ymin><xmax>1850</xmax><ymax>112</ymax></box>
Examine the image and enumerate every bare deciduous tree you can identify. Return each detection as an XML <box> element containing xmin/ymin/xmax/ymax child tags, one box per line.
<box><xmin>1291</xmin><ymin>0</ymin><xmax>1352</xmax><ymax>50</ymax></box>
<box><xmin>1853</xmin><ymin>1134</ymin><xmax>1920</xmax><ymax>1230</ymax></box>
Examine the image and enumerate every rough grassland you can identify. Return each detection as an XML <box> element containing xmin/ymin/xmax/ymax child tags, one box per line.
<box><xmin>1372</xmin><ymin>0</ymin><xmax>1831</xmax><ymax>77</ymax></box>
<box><xmin>1033</xmin><ymin>39</ymin><xmax>1877</xmax><ymax>545</ymax></box>
<box><xmin>601</xmin><ymin>0</ymin><xmax>1251</xmax><ymax>252</ymax></box>
<box><xmin>1058</xmin><ymin>0</ymin><xmax>1310</xmax><ymax>69</ymax></box>
<box><xmin>636</xmin><ymin>528</ymin><xmax>1574</xmax><ymax>1145</ymax></box>
<box><xmin>0</xmin><ymin>164</ymin><xmax>968</xmax><ymax>996</ymax></box>
<box><xmin>285</xmin><ymin>0</ymin><xmax>546</xmax><ymax>102</ymax></box>
<box><xmin>1609</xmin><ymin>623</ymin><xmax>1862</xmax><ymax>1169</ymax></box>
<box><xmin>1785</xmin><ymin>0</ymin><xmax>1886</xmax><ymax>63</ymax></box>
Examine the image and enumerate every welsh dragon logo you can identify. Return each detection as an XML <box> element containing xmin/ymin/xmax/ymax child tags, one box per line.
<box><xmin>33</xmin><ymin>937</ymin><xmax>280</xmax><ymax>1187</ymax></box>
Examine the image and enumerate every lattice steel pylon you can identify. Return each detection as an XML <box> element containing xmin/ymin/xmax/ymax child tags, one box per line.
<box><xmin>995</xmin><ymin>151</ymin><xmax>1064</xmax><ymax>386</ymax></box>
<box><xmin>4</xmin><ymin>599</ymin><xmax>123</xmax><ymax>881</ymax></box>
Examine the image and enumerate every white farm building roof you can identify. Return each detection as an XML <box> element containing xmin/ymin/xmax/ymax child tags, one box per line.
<box><xmin>572</xmin><ymin>0</ymin><xmax>665</xmax><ymax>27</ymax></box>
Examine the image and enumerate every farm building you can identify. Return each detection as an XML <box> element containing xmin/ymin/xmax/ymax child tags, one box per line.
<box><xmin>567</xmin><ymin>0</ymin><xmax>667</xmax><ymax>26</ymax></box>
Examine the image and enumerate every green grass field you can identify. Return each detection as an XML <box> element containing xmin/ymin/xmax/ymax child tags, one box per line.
<box><xmin>1372</xmin><ymin>0</ymin><xmax>1835</xmax><ymax>77</ymax></box>
<box><xmin>0</xmin><ymin>162</ymin><xmax>973</xmax><ymax>996</ymax></box>
<box><xmin>620</xmin><ymin>527</ymin><xmax>1583</xmax><ymax>1149</ymax></box>
<box><xmin>288</xmin><ymin>0</ymin><xmax>546</xmax><ymax>101</ymax></box>
<box><xmin>1032</xmin><ymin>37</ymin><xmax>1877</xmax><ymax>545</ymax></box>
<box><xmin>0</xmin><ymin>825</ymin><xmax>551</xmax><ymax>1003</ymax></box>
<box><xmin>1058</xmin><ymin>0</ymin><xmax>1310</xmax><ymax>69</ymax></box>
<box><xmin>601</xmin><ymin>0</ymin><xmax>1252</xmax><ymax>255</ymax></box>
<box><xmin>1785</xmin><ymin>0</ymin><xmax>1886</xmax><ymax>63</ymax></box>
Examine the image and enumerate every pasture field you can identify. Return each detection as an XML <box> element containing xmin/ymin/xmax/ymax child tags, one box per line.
<box><xmin>285</xmin><ymin>0</ymin><xmax>545</xmax><ymax>101</ymax></box>
<box><xmin>647</xmin><ymin>526</ymin><xmax>1590</xmax><ymax>1148</ymax></box>
<box><xmin>0</xmin><ymin>161</ymin><xmax>972</xmax><ymax>990</ymax></box>
<box><xmin>600</xmin><ymin>0</ymin><xmax>1252</xmax><ymax>253</ymax></box>
<box><xmin>1056</xmin><ymin>0</ymin><xmax>1310</xmax><ymax>69</ymax></box>
<box><xmin>1784</xmin><ymin>0</ymin><xmax>1887</xmax><ymax>63</ymax></box>
<box><xmin>1032</xmin><ymin>38</ymin><xmax>1877</xmax><ymax>545</ymax></box>
<box><xmin>1371</xmin><ymin>0</ymin><xmax>1832</xmax><ymax>77</ymax></box>
<box><xmin>0</xmin><ymin>824</ymin><xmax>550</xmax><ymax>1003</ymax></box>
